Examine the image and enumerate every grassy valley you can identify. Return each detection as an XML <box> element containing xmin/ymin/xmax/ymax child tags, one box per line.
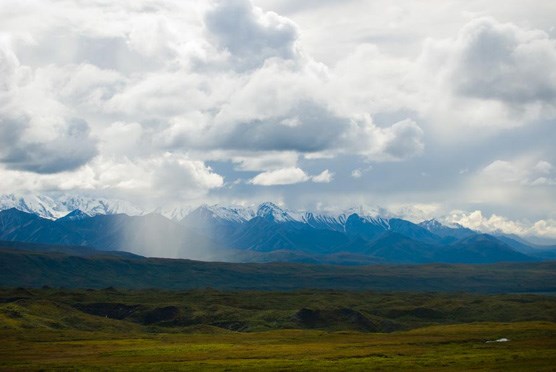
<box><xmin>1</xmin><ymin>288</ymin><xmax>556</xmax><ymax>370</ymax></box>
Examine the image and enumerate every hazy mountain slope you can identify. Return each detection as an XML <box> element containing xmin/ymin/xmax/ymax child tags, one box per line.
<box><xmin>1</xmin><ymin>248</ymin><xmax>554</xmax><ymax>292</ymax></box>
<box><xmin>0</xmin><ymin>204</ymin><xmax>540</xmax><ymax>264</ymax></box>
<box><xmin>437</xmin><ymin>234</ymin><xmax>536</xmax><ymax>263</ymax></box>
<box><xmin>419</xmin><ymin>219</ymin><xmax>476</xmax><ymax>241</ymax></box>
<box><xmin>495</xmin><ymin>234</ymin><xmax>556</xmax><ymax>259</ymax></box>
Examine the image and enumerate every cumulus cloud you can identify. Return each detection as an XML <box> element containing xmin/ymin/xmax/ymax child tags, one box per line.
<box><xmin>534</xmin><ymin>160</ymin><xmax>553</xmax><ymax>175</ymax></box>
<box><xmin>481</xmin><ymin>160</ymin><xmax>522</xmax><ymax>183</ymax></box>
<box><xmin>249</xmin><ymin>167</ymin><xmax>334</xmax><ymax>185</ymax></box>
<box><xmin>419</xmin><ymin>17</ymin><xmax>556</xmax><ymax>129</ymax></box>
<box><xmin>341</xmin><ymin>116</ymin><xmax>424</xmax><ymax>161</ymax></box>
<box><xmin>0</xmin><ymin>0</ymin><xmax>554</xmax><ymax>225</ymax></box>
<box><xmin>0</xmin><ymin>117</ymin><xmax>97</xmax><ymax>173</ymax></box>
<box><xmin>250</xmin><ymin>167</ymin><xmax>310</xmax><ymax>185</ymax></box>
<box><xmin>446</xmin><ymin>210</ymin><xmax>556</xmax><ymax>239</ymax></box>
<box><xmin>0</xmin><ymin>153</ymin><xmax>224</xmax><ymax>204</ymax></box>
<box><xmin>229</xmin><ymin>151</ymin><xmax>299</xmax><ymax>171</ymax></box>
<box><xmin>204</xmin><ymin>0</ymin><xmax>299</xmax><ymax>70</ymax></box>
<box><xmin>312</xmin><ymin>169</ymin><xmax>333</xmax><ymax>183</ymax></box>
<box><xmin>351</xmin><ymin>169</ymin><xmax>363</xmax><ymax>178</ymax></box>
<box><xmin>0</xmin><ymin>39</ymin><xmax>98</xmax><ymax>173</ymax></box>
<box><xmin>479</xmin><ymin>159</ymin><xmax>556</xmax><ymax>186</ymax></box>
<box><xmin>450</xmin><ymin>18</ymin><xmax>556</xmax><ymax>103</ymax></box>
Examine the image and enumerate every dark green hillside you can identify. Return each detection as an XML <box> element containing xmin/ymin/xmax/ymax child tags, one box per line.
<box><xmin>2</xmin><ymin>288</ymin><xmax>556</xmax><ymax>333</ymax></box>
<box><xmin>1</xmin><ymin>245</ymin><xmax>555</xmax><ymax>292</ymax></box>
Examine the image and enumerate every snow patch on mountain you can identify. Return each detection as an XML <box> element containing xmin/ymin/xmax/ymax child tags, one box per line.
<box><xmin>0</xmin><ymin>194</ymin><xmax>144</xmax><ymax>219</ymax></box>
<box><xmin>58</xmin><ymin>209</ymin><xmax>91</xmax><ymax>221</ymax></box>
<box><xmin>152</xmin><ymin>206</ymin><xmax>192</xmax><ymax>221</ymax></box>
<box><xmin>256</xmin><ymin>202</ymin><xmax>304</xmax><ymax>222</ymax></box>
<box><xmin>187</xmin><ymin>204</ymin><xmax>256</xmax><ymax>223</ymax></box>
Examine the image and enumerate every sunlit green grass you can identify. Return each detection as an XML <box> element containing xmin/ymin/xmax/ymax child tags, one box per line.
<box><xmin>1</xmin><ymin>322</ymin><xmax>555</xmax><ymax>371</ymax></box>
<box><xmin>1</xmin><ymin>288</ymin><xmax>556</xmax><ymax>370</ymax></box>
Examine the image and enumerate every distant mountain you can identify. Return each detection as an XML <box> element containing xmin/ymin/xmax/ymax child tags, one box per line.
<box><xmin>494</xmin><ymin>233</ymin><xmax>556</xmax><ymax>260</ymax></box>
<box><xmin>356</xmin><ymin>232</ymin><xmax>438</xmax><ymax>264</ymax></box>
<box><xmin>419</xmin><ymin>219</ymin><xmax>476</xmax><ymax>242</ymax></box>
<box><xmin>0</xmin><ymin>209</ymin><xmax>223</xmax><ymax>260</ymax></box>
<box><xmin>151</xmin><ymin>206</ymin><xmax>192</xmax><ymax>221</ymax></box>
<box><xmin>0</xmin><ymin>194</ymin><xmax>144</xmax><ymax>219</ymax></box>
<box><xmin>437</xmin><ymin>234</ymin><xmax>535</xmax><ymax>264</ymax></box>
<box><xmin>0</xmin><ymin>205</ymin><xmax>542</xmax><ymax>264</ymax></box>
<box><xmin>0</xmin><ymin>198</ymin><xmax>549</xmax><ymax>265</ymax></box>
<box><xmin>58</xmin><ymin>209</ymin><xmax>91</xmax><ymax>221</ymax></box>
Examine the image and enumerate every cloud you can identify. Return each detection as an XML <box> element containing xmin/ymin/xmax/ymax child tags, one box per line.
<box><xmin>481</xmin><ymin>160</ymin><xmax>521</xmax><ymax>182</ymax></box>
<box><xmin>0</xmin><ymin>116</ymin><xmax>97</xmax><ymax>173</ymax></box>
<box><xmin>0</xmin><ymin>0</ymin><xmax>554</xmax><ymax>224</ymax></box>
<box><xmin>204</xmin><ymin>0</ymin><xmax>299</xmax><ymax>70</ymax></box>
<box><xmin>341</xmin><ymin>116</ymin><xmax>424</xmax><ymax>161</ymax></box>
<box><xmin>534</xmin><ymin>160</ymin><xmax>553</xmax><ymax>175</ymax></box>
<box><xmin>0</xmin><ymin>35</ymin><xmax>19</xmax><ymax>90</ymax></box>
<box><xmin>0</xmin><ymin>153</ymin><xmax>224</xmax><ymax>205</ymax></box>
<box><xmin>0</xmin><ymin>39</ymin><xmax>100</xmax><ymax>173</ymax></box>
<box><xmin>450</xmin><ymin>18</ymin><xmax>556</xmax><ymax>103</ymax></box>
<box><xmin>249</xmin><ymin>167</ymin><xmax>334</xmax><ymax>186</ymax></box>
<box><xmin>312</xmin><ymin>169</ymin><xmax>333</xmax><ymax>183</ymax></box>
<box><xmin>229</xmin><ymin>151</ymin><xmax>299</xmax><ymax>171</ymax></box>
<box><xmin>419</xmin><ymin>17</ymin><xmax>556</xmax><ymax>129</ymax></box>
<box><xmin>446</xmin><ymin>210</ymin><xmax>556</xmax><ymax>239</ymax></box>
<box><xmin>150</xmin><ymin>154</ymin><xmax>225</xmax><ymax>199</ymax></box>
<box><xmin>479</xmin><ymin>159</ymin><xmax>556</xmax><ymax>186</ymax></box>
<box><xmin>351</xmin><ymin>169</ymin><xmax>362</xmax><ymax>178</ymax></box>
<box><xmin>249</xmin><ymin>167</ymin><xmax>310</xmax><ymax>186</ymax></box>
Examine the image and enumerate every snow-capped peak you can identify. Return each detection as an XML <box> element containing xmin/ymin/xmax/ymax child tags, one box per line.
<box><xmin>256</xmin><ymin>202</ymin><xmax>303</xmax><ymax>222</ymax></box>
<box><xmin>58</xmin><ymin>209</ymin><xmax>91</xmax><ymax>221</ymax></box>
<box><xmin>187</xmin><ymin>204</ymin><xmax>255</xmax><ymax>223</ymax></box>
<box><xmin>419</xmin><ymin>219</ymin><xmax>444</xmax><ymax>231</ymax></box>
<box><xmin>151</xmin><ymin>206</ymin><xmax>192</xmax><ymax>221</ymax></box>
<box><xmin>0</xmin><ymin>194</ymin><xmax>62</xmax><ymax>219</ymax></box>
<box><xmin>420</xmin><ymin>218</ymin><xmax>472</xmax><ymax>231</ymax></box>
<box><xmin>0</xmin><ymin>194</ymin><xmax>144</xmax><ymax>220</ymax></box>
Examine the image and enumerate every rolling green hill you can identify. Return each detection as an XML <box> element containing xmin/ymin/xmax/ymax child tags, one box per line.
<box><xmin>1</xmin><ymin>244</ymin><xmax>556</xmax><ymax>292</ymax></box>
<box><xmin>2</xmin><ymin>288</ymin><xmax>556</xmax><ymax>333</ymax></box>
<box><xmin>2</xmin><ymin>288</ymin><xmax>556</xmax><ymax>370</ymax></box>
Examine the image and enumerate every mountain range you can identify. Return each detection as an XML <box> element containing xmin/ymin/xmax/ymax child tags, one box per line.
<box><xmin>1</xmin><ymin>196</ymin><xmax>555</xmax><ymax>264</ymax></box>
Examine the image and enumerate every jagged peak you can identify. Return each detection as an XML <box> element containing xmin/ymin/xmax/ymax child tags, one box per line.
<box><xmin>188</xmin><ymin>204</ymin><xmax>254</xmax><ymax>223</ymax></box>
<box><xmin>420</xmin><ymin>218</ymin><xmax>443</xmax><ymax>229</ymax></box>
<box><xmin>256</xmin><ymin>202</ymin><xmax>290</xmax><ymax>221</ymax></box>
<box><xmin>58</xmin><ymin>209</ymin><xmax>91</xmax><ymax>221</ymax></box>
<box><xmin>255</xmin><ymin>202</ymin><xmax>311</xmax><ymax>223</ymax></box>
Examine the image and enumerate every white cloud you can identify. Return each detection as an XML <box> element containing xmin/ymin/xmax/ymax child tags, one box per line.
<box><xmin>534</xmin><ymin>160</ymin><xmax>553</xmax><ymax>175</ymax></box>
<box><xmin>450</xmin><ymin>18</ymin><xmax>556</xmax><ymax>104</ymax></box>
<box><xmin>204</xmin><ymin>0</ymin><xmax>299</xmax><ymax>70</ymax></box>
<box><xmin>249</xmin><ymin>167</ymin><xmax>334</xmax><ymax>185</ymax></box>
<box><xmin>478</xmin><ymin>159</ymin><xmax>556</xmax><ymax>186</ymax></box>
<box><xmin>481</xmin><ymin>160</ymin><xmax>522</xmax><ymax>183</ymax></box>
<box><xmin>230</xmin><ymin>151</ymin><xmax>299</xmax><ymax>171</ymax></box>
<box><xmin>311</xmin><ymin>169</ymin><xmax>333</xmax><ymax>183</ymax></box>
<box><xmin>341</xmin><ymin>116</ymin><xmax>424</xmax><ymax>161</ymax></box>
<box><xmin>419</xmin><ymin>17</ymin><xmax>556</xmax><ymax>129</ymax></box>
<box><xmin>351</xmin><ymin>169</ymin><xmax>362</xmax><ymax>178</ymax></box>
<box><xmin>0</xmin><ymin>0</ymin><xmax>554</xmax><ymax>222</ymax></box>
<box><xmin>249</xmin><ymin>167</ymin><xmax>309</xmax><ymax>186</ymax></box>
<box><xmin>0</xmin><ymin>153</ymin><xmax>224</xmax><ymax>206</ymax></box>
<box><xmin>446</xmin><ymin>210</ymin><xmax>556</xmax><ymax>239</ymax></box>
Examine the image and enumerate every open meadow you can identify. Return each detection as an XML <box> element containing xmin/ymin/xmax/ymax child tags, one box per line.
<box><xmin>1</xmin><ymin>288</ymin><xmax>556</xmax><ymax>370</ymax></box>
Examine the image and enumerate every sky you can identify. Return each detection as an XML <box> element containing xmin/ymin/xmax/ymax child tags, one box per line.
<box><xmin>0</xmin><ymin>0</ymin><xmax>556</xmax><ymax>238</ymax></box>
